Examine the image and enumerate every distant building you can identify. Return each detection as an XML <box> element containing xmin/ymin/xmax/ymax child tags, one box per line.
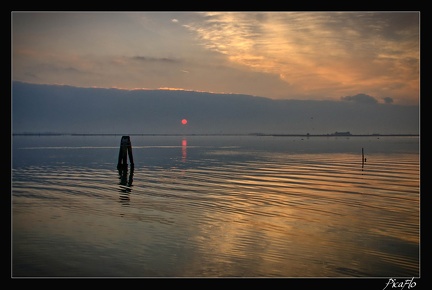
<box><xmin>333</xmin><ymin>131</ymin><xmax>352</xmax><ymax>136</ymax></box>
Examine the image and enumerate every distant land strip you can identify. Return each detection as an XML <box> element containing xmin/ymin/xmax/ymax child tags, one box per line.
<box><xmin>12</xmin><ymin>133</ymin><xmax>420</xmax><ymax>137</ymax></box>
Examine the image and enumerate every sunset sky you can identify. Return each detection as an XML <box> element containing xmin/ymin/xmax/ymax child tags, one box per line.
<box><xmin>12</xmin><ymin>11</ymin><xmax>420</xmax><ymax>105</ymax></box>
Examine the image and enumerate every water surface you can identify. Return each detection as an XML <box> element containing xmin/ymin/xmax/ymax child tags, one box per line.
<box><xmin>12</xmin><ymin>135</ymin><xmax>420</xmax><ymax>277</ymax></box>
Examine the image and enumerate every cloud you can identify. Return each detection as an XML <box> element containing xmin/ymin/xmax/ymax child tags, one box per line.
<box><xmin>131</xmin><ymin>56</ymin><xmax>180</xmax><ymax>63</ymax></box>
<box><xmin>12</xmin><ymin>81</ymin><xmax>419</xmax><ymax>135</ymax></box>
<box><xmin>383</xmin><ymin>97</ymin><xmax>394</xmax><ymax>104</ymax></box>
<box><xmin>12</xmin><ymin>12</ymin><xmax>420</xmax><ymax>105</ymax></box>
<box><xmin>185</xmin><ymin>12</ymin><xmax>419</xmax><ymax>104</ymax></box>
<box><xmin>340</xmin><ymin>93</ymin><xmax>378</xmax><ymax>104</ymax></box>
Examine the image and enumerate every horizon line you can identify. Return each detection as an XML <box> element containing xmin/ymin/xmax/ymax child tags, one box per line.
<box><xmin>12</xmin><ymin>133</ymin><xmax>420</xmax><ymax>137</ymax></box>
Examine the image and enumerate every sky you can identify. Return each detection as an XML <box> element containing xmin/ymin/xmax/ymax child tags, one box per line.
<box><xmin>12</xmin><ymin>11</ymin><xmax>420</xmax><ymax>106</ymax></box>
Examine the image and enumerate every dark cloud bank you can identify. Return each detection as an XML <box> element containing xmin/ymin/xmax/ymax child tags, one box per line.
<box><xmin>12</xmin><ymin>81</ymin><xmax>419</xmax><ymax>135</ymax></box>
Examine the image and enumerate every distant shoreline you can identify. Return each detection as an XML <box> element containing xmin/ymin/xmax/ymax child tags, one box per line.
<box><xmin>12</xmin><ymin>133</ymin><xmax>420</xmax><ymax>137</ymax></box>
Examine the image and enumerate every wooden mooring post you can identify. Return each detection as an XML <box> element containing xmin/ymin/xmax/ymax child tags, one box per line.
<box><xmin>117</xmin><ymin>136</ymin><xmax>134</xmax><ymax>169</ymax></box>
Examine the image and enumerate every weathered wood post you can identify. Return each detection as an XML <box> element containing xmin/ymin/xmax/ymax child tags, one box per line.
<box><xmin>362</xmin><ymin>147</ymin><xmax>365</xmax><ymax>170</ymax></box>
<box><xmin>117</xmin><ymin>136</ymin><xmax>134</xmax><ymax>169</ymax></box>
<box><xmin>127</xmin><ymin>140</ymin><xmax>134</xmax><ymax>168</ymax></box>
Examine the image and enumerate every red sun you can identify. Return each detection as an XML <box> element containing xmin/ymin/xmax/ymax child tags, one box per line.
<box><xmin>181</xmin><ymin>118</ymin><xmax>188</xmax><ymax>125</ymax></box>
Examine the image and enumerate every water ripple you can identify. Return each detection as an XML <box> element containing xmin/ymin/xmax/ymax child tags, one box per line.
<box><xmin>12</xmin><ymin>141</ymin><xmax>419</xmax><ymax>277</ymax></box>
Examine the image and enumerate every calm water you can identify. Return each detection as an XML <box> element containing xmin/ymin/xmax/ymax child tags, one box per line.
<box><xmin>11</xmin><ymin>135</ymin><xmax>420</xmax><ymax>277</ymax></box>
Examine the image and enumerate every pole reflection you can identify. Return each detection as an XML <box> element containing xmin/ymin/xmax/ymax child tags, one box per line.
<box><xmin>118</xmin><ymin>166</ymin><xmax>134</xmax><ymax>206</ymax></box>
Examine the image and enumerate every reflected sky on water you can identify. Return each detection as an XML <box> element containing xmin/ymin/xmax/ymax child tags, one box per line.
<box><xmin>12</xmin><ymin>135</ymin><xmax>420</xmax><ymax>277</ymax></box>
